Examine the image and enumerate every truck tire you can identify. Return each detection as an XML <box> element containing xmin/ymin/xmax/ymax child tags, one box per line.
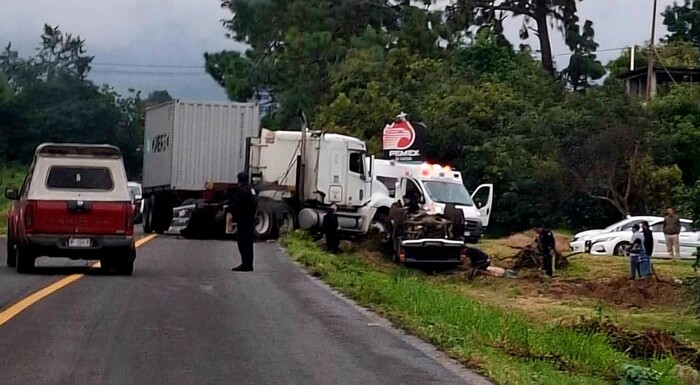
<box><xmin>254</xmin><ymin>202</ymin><xmax>275</xmax><ymax>239</ymax></box>
<box><xmin>273</xmin><ymin>203</ymin><xmax>296</xmax><ymax>237</ymax></box>
<box><xmin>15</xmin><ymin>247</ymin><xmax>34</xmax><ymax>274</ymax></box>
<box><xmin>143</xmin><ymin>196</ymin><xmax>154</xmax><ymax>234</ymax></box>
<box><xmin>152</xmin><ymin>193</ymin><xmax>175</xmax><ymax>234</ymax></box>
<box><xmin>6</xmin><ymin>238</ymin><xmax>17</xmax><ymax>268</ymax></box>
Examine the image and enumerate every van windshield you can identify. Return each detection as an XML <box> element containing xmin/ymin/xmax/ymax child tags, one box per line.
<box><xmin>422</xmin><ymin>181</ymin><xmax>474</xmax><ymax>207</ymax></box>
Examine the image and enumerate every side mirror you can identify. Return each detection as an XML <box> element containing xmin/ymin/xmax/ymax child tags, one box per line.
<box><xmin>5</xmin><ymin>188</ymin><xmax>18</xmax><ymax>201</ymax></box>
<box><xmin>474</xmin><ymin>198</ymin><xmax>484</xmax><ymax>208</ymax></box>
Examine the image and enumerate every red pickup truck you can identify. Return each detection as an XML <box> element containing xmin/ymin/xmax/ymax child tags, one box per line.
<box><xmin>5</xmin><ymin>144</ymin><xmax>136</xmax><ymax>275</ymax></box>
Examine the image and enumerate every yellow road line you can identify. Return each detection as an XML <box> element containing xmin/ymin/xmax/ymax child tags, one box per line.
<box><xmin>0</xmin><ymin>234</ymin><xmax>158</xmax><ymax>326</ymax></box>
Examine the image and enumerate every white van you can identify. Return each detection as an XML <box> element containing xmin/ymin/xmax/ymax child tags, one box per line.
<box><xmin>373</xmin><ymin>159</ymin><xmax>493</xmax><ymax>244</ymax></box>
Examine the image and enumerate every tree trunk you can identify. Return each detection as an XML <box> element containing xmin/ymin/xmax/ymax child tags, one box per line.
<box><xmin>534</xmin><ymin>1</ymin><xmax>555</xmax><ymax>75</ymax></box>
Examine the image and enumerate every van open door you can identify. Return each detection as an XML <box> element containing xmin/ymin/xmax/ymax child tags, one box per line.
<box><xmin>471</xmin><ymin>184</ymin><xmax>493</xmax><ymax>228</ymax></box>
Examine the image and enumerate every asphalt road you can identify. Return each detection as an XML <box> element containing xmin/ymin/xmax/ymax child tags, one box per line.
<box><xmin>0</xmin><ymin>235</ymin><xmax>481</xmax><ymax>385</ymax></box>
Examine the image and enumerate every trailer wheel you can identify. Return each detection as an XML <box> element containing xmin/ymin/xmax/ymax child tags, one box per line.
<box><xmin>254</xmin><ymin>204</ymin><xmax>275</xmax><ymax>239</ymax></box>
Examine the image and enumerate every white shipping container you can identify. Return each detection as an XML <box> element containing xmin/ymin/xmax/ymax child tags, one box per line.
<box><xmin>143</xmin><ymin>100</ymin><xmax>260</xmax><ymax>191</ymax></box>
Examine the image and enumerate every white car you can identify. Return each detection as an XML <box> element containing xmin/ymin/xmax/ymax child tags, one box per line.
<box><xmin>569</xmin><ymin>216</ymin><xmax>662</xmax><ymax>254</ymax></box>
<box><xmin>586</xmin><ymin>219</ymin><xmax>699</xmax><ymax>259</ymax></box>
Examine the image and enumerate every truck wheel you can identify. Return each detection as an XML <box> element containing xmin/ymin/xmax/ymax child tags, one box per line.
<box><xmin>15</xmin><ymin>247</ymin><xmax>34</xmax><ymax>274</ymax></box>
<box><xmin>6</xmin><ymin>238</ymin><xmax>17</xmax><ymax>268</ymax></box>
<box><xmin>152</xmin><ymin>194</ymin><xmax>175</xmax><ymax>234</ymax></box>
<box><xmin>143</xmin><ymin>197</ymin><xmax>154</xmax><ymax>233</ymax></box>
<box><xmin>254</xmin><ymin>204</ymin><xmax>275</xmax><ymax>239</ymax></box>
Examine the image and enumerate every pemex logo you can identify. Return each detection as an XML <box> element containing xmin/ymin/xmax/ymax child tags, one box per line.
<box><xmin>382</xmin><ymin>113</ymin><xmax>416</xmax><ymax>150</ymax></box>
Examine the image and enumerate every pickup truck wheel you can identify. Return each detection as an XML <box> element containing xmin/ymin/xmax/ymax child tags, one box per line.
<box><xmin>15</xmin><ymin>247</ymin><xmax>34</xmax><ymax>274</ymax></box>
<box><xmin>6</xmin><ymin>238</ymin><xmax>17</xmax><ymax>268</ymax></box>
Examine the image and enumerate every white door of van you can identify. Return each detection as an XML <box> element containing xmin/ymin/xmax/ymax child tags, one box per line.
<box><xmin>471</xmin><ymin>184</ymin><xmax>493</xmax><ymax>228</ymax></box>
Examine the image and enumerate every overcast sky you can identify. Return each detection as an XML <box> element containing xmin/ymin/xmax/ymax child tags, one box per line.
<box><xmin>0</xmin><ymin>0</ymin><xmax>675</xmax><ymax>100</ymax></box>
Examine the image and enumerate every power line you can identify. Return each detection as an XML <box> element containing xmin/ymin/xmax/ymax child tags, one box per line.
<box><xmin>90</xmin><ymin>69</ymin><xmax>209</xmax><ymax>76</ymax></box>
<box><xmin>91</xmin><ymin>46</ymin><xmax>633</xmax><ymax>71</ymax></box>
<box><xmin>92</xmin><ymin>62</ymin><xmax>204</xmax><ymax>69</ymax></box>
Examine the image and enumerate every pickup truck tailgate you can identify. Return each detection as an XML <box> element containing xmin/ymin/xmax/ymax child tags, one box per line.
<box><xmin>31</xmin><ymin>200</ymin><xmax>130</xmax><ymax>235</ymax></box>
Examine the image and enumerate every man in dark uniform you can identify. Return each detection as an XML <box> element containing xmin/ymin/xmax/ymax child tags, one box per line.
<box><xmin>535</xmin><ymin>226</ymin><xmax>556</xmax><ymax>277</ymax></box>
<box><xmin>322</xmin><ymin>204</ymin><xmax>340</xmax><ymax>254</ymax></box>
<box><xmin>228</xmin><ymin>172</ymin><xmax>257</xmax><ymax>272</ymax></box>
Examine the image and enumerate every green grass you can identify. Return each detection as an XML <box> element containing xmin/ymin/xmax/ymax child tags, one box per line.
<box><xmin>0</xmin><ymin>166</ymin><xmax>25</xmax><ymax>234</ymax></box>
<box><xmin>282</xmin><ymin>231</ymin><xmax>684</xmax><ymax>385</ymax></box>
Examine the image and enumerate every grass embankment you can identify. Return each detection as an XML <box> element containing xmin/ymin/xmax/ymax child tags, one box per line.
<box><xmin>478</xmin><ymin>235</ymin><xmax>700</xmax><ymax>346</ymax></box>
<box><xmin>0</xmin><ymin>166</ymin><xmax>25</xmax><ymax>234</ymax></box>
<box><xmin>282</xmin><ymin>231</ymin><xmax>685</xmax><ymax>385</ymax></box>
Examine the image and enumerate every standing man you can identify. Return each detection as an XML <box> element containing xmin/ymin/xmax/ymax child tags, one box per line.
<box><xmin>640</xmin><ymin>221</ymin><xmax>654</xmax><ymax>278</ymax></box>
<box><xmin>228</xmin><ymin>172</ymin><xmax>258</xmax><ymax>272</ymax></box>
<box><xmin>663</xmin><ymin>207</ymin><xmax>682</xmax><ymax>262</ymax></box>
<box><xmin>535</xmin><ymin>227</ymin><xmax>556</xmax><ymax>277</ymax></box>
<box><xmin>322</xmin><ymin>204</ymin><xmax>340</xmax><ymax>254</ymax></box>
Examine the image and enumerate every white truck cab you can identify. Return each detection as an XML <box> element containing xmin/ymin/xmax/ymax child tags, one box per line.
<box><xmin>373</xmin><ymin>159</ymin><xmax>493</xmax><ymax>243</ymax></box>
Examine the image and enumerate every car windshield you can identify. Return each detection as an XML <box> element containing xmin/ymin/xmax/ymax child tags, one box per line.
<box><xmin>422</xmin><ymin>181</ymin><xmax>474</xmax><ymax>206</ymax></box>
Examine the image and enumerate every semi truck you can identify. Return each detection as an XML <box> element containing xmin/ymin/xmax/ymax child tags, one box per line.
<box><xmin>143</xmin><ymin>100</ymin><xmax>395</xmax><ymax>240</ymax></box>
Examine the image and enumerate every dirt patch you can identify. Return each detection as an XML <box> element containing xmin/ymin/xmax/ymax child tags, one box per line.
<box><xmin>500</xmin><ymin>230</ymin><xmax>571</xmax><ymax>256</ymax></box>
<box><xmin>567</xmin><ymin>317</ymin><xmax>700</xmax><ymax>369</ymax></box>
<box><xmin>545</xmin><ymin>277</ymin><xmax>682</xmax><ymax>308</ymax></box>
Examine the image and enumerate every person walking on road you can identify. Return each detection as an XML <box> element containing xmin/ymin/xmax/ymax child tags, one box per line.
<box><xmin>535</xmin><ymin>227</ymin><xmax>556</xmax><ymax>277</ymax></box>
<box><xmin>322</xmin><ymin>204</ymin><xmax>340</xmax><ymax>254</ymax></box>
<box><xmin>228</xmin><ymin>172</ymin><xmax>258</xmax><ymax>272</ymax></box>
<box><xmin>663</xmin><ymin>207</ymin><xmax>682</xmax><ymax>262</ymax></box>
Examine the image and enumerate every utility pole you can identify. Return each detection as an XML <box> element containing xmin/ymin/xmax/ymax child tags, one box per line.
<box><xmin>645</xmin><ymin>0</ymin><xmax>658</xmax><ymax>101</ymax></box>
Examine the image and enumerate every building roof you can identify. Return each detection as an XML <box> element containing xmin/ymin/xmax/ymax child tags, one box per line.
<box><xmin>617</xmin><ymin>66</ymin><xmax>700</xmax><ymax>80</ymax></box>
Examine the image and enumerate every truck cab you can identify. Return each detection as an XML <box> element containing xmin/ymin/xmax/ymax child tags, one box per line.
<box><xmin>373</xmin><ymin>160</ymin><xmax>493</xmax><ymax>244</ymax></box>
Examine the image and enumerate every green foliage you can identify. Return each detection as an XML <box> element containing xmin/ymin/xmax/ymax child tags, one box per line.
<box><xmin>663</xmin><ymin>0</ymin><xmax>700</xmax><ymax>48</ymax></box>
<box><xmin>607</xmin><ymin>42</ymin><xmax>700</xmax><ymax>78</ymax></box>
<box><xmin>144</xmin><ymin>90</ymin><xmax>173</xmax><ymax>107</ymax></box>
<box><xmin>620</xmin><ymin>364</ymin><xmax>662</xmax><ymax>385</ymax></box>
<box><xmin>209</xmin><ymin>1</ymin><xmax>700</xmax><ymax>232</ymax></box>
<box><xmin>0</xmin><ymin>25</ymin><xmax>144</xmax><ymax>179</ymax></box>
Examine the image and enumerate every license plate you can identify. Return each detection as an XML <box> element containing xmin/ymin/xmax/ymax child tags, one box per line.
<box><xmin>464</xmin><ymin>232</ymin><xmax>471</xmax><ymax>236</ymax></box>
<box><xmin>68</xmin><ymin>238</ymin><xmax>91</xmax><ymax>248</ymax></box>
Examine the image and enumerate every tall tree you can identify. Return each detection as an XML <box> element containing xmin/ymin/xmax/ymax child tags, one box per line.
<box><xmin>561</xmin><ymin>20</ymin><xmax>605</xmax><ymax>91</ymax></box>
<box><xmin>445</xmin><ymin>0</ymin><xmax>587</xmax><ymax>74</ymax></box>
<box><xmin>663</xmin><ymin>0</ymin><xmax>700</xmax><ymax>47</ymax></box>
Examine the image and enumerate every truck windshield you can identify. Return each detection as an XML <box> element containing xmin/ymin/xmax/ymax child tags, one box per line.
<box><xmin>422</xmin><ymin>181</ymin><xmax>474</xmax><ymax>207</ymax></box>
